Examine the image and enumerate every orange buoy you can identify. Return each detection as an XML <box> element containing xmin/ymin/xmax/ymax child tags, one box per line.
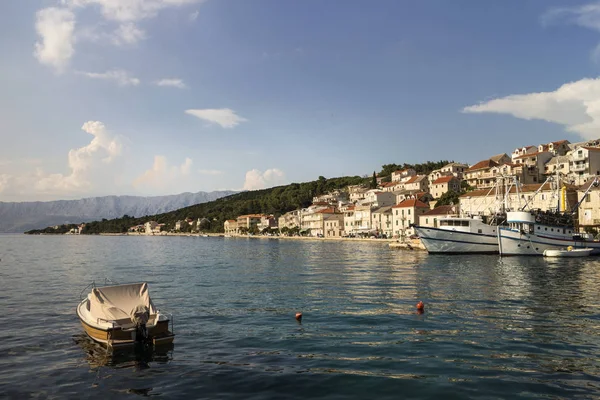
<box><xmin>416</xmin><ymin>301</ymin><xmax>424</xmax><ymax>313</ymax></box>
<box><xmin>295</xmin><ymin>312</ymin><xmax>303</xmax><ymax>322</ymax></box>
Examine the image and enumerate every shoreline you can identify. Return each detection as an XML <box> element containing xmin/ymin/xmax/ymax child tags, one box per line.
<box><xmin>98</xmin><ymin>231</ymin><xmax>426</xmax><ymax>249</ymax></box>
<box><xmin>23</xmin><ymin>231</ymin><xmax>426</xmax><ymax>250</ymax></box>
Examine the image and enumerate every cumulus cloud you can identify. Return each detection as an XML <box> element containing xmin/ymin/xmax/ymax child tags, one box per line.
<box><xmin>112</xmin><ymin>22</ymin><xmax>146</xmax><ymax>45</ymax></box>
<box><xmin>155</xmin><ymin>78</ymin><xmax>187</xmax><ymax>88</ymax></box>
<box><xmin>133</xmin><ymin>156</ymin><xmax>194</xmax><ymax>190</ymax></box>
<box><xmin>185</xmin><ymin>108</ymin><xmax>248</xmax><ymax>128</ymax></box>
<box><xmin>462</xmin><ymin>77</ymin><xmax>600</xmax><ymax>139</ymax></box>
<box><xmin>34</xmin><ymin>7</ymin><xmax>76</xmax><ymax>72</ymax></box>
<box><xmin>34</xmin><ymin>0</ymin><xmax>206</xmax><ymax>68</ymax></box>
<box><xmin>0</xmin><ymin>121</ymin><xmax>125</xmax><ymax>200</ymax></box>
<box><xmin>78</xmin><ymin>69</ymin><xmax>140</xmax><ymax>86</ymax></box>
<box><xmin>243</xmin><ymin>169</ymin><xmax>286</xmax><ymax>191</ymax></box>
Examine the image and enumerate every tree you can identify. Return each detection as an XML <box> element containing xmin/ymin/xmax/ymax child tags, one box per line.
<box><xmin>370</xmin><ymin>171</ymin><xmax>378</xmax><ymax>189</ymax></box>
<box><xmin>435</xmin><ymin>190</ymin><xmax>461</xmax><ymax>206</ymax></box>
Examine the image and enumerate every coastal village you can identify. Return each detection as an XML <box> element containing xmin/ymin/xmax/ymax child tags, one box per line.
<box><xmin>58</xmin><ymin>137</ymin><xmax>600</xmax><ymax>241</ymax></box>
<box><xmin>217</xmin><ymin>137</ymin><xmax>600</xmax><ymax>240</ymax></box>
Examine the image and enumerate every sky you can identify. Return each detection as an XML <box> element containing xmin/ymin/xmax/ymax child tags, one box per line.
<box><xmin>3</xmin><ymin>0</ymin><xmax>600</xmax><ymax>201</ymax></box>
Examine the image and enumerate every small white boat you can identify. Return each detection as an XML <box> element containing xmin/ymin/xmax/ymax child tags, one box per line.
<box><xmin>542</xmin><ymin>247</ymin><xmax>593</xmax><ymax>258</ymax></box>
<box><xmin>77</xmin><ymin>281</ymin><xmax>174</xmax><ymax>348</ymax></box>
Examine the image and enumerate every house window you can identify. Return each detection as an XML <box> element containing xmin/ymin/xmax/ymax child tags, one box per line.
<box><xmin>586</xmin><ymin>194</ymin><xmax>591</xmax><ymax>202</ymax></box>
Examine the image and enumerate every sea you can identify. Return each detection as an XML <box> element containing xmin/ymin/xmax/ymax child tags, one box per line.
<box><xmin>1</xmin><ymin>234</ymin><xmax>600</xmax><ymax>399</ymax></box>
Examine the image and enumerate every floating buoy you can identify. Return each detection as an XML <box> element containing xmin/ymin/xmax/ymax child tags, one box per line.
<box><xmin>295</xmin><ymin>312</ymin><xmax>303</xmax><ymax>322</ymax></box>
<box><xmin>416</xmin><ymin>301</ymin><xmax>424</xmax><ymax>313</ymax></box>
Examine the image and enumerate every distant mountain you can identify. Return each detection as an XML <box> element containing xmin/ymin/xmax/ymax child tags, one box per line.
<box><xmin>0</xmin><ymin>191</ymin><xmax>237</xmax><ymax>233</ymax></box>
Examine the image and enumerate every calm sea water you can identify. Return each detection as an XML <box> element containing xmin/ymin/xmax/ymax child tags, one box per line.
<box><xmin>2</xmin><ymin>235</ymin><xmax>600</xmax><ymax>399</ymax></box>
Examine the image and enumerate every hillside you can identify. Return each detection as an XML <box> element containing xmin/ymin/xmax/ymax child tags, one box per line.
<box><xmin>25</xmin><ymin>176</ymin><xmax>366</xmax><ymax>234</ymax></box>
<box><xmin>3</xmin><ymin>190</ymin><xmax>236</xmax><ymax>233</ymax></box>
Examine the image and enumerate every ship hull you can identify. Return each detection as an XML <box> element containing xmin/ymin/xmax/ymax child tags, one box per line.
<box><xmin>415</xmin><ymin>226</ymin><xmax>499</xmax><ymax>254</ymax></box>
<box><xmin>498</xmin><ymin>228</ymin><xmax>600</xmax><ymax>256</ymax></box>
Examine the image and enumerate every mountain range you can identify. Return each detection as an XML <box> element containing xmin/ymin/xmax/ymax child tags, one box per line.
<box><xmin>0</xmin><ymin>191</ymin><xmax>237</xmax><ymax>233</ymax></box>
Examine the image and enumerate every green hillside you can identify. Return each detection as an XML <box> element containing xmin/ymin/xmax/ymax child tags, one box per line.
<box><xmin>26</xmin><ymin>175</ymin><xmax>366</xmax><ymax>234</ymax></box>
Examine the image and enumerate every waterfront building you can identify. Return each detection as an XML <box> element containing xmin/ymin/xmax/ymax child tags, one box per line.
<box><xmin>371</xmin><ymin>206</ymin><xmax>393</xmax><ymax>237</ymax></box>
<box><xmin>236</xmin><ymin>214</ymin><xmax>264</xmax><ymax>231</ymax></box>
<box><xmin>324</xmin><ymin>214</ymin><xmax>344</xmax><ymax>238</ymax></box>
<box><xmin>278</xmin><ymin>210</ymin><xmax>301</xmax><ymax>231</ymax></box>
<box><xmin>301</xmin><ymin>207</ymin><xmax>341</xmax><ymax>237</ymax></box>
<box><xmin>391</xmin><ymin>199</ymin><xmax>429</xmax><ymax>238</ymax></box>
<box><xmin>257</xmin><ymin>215</ymin><xmax>278</xmax><ymax>232</ymax></box>
<box><xmin>224</xmin><ymin>219</ymin><xmax>238</xmax><ymax>235</ymax></box>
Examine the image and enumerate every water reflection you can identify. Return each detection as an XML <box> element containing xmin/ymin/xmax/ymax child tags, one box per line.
<box><xmin>73</xmin><ymin>334</ymin><xmax>174</xmax><ymax>370</ymax></box>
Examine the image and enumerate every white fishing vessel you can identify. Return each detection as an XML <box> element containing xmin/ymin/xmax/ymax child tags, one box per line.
<box><xmin>498</xmin><ymin>176</ymin><xmax>600</xmax><ymax>256</ymax></box>
<box><xmin>415</xmin><ymin>215</ymin><xmax>503</xmax><ymax>254</ymax></box>
<box><xmin>414</xmin><ymin>176</ymin><xmax>511</xmax><ymax>254</ymax></box>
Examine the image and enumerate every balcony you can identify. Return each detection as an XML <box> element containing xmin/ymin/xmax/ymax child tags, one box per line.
<box><xmin>572</xmin><ymin>162</ymin><xmax>589</xmax><ymax>172</ymax></box>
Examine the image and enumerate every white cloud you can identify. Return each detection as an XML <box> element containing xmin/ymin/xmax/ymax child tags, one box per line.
<box><xmin>189</xmin><ymin>10</ymin><xmax>199</xmax><ymax>21</ymax></box>
<box><xmin>155</xmin><ymin>78</ymin><xmax>187</xmax><ymax>89</ymax></box>
<box><xmin>185</xmin><ymin>108</ymin><xmax>248</xmax><ymax>128</ymax></box>
<box><xmin>198</xmin><ymin>169</ymin><xmax>224</xmax><ymax>175</ymax></box>
<box><xmin>78</xmin><ymin>69</ymin><xmax>140</xmax><ymax>86</ymax></box>
<box><xmin>33</xmin><ymin>0</ymin><xmax>206</xmax><ymax>68</ymax></box>
<box><xmin>112</xmin><ymin>22</ymin><xmax>146</xmax><ymax>45</ymax></box>
<box><xmin>62</xmin><ymin>0</ymin><xmax>205</xmax><ymax>22</ymax></box>
<box><xmin>0</xmin><ymin>121</ymin><xmax>125</xmax><ymax>200</ymax></box>
<box><xmin>541</xmin><ymin>3</ymin><xmax>600</xmax><ymax>63</ymax></box>
<box><xmin>541</xmin><ymin>3</ymin><xmax>600</xmax><ymax>32</ymax></box>
<box><xmin>133</xmin><ymin>156</ymin><xmax>194</xmax><ymax>189</ymax></box>
<box><xmin>34</xmin><ymin>7</ymin><xmax>76</xmax><ymax>72</ymax></box>
<box><xmin>243</xmin><ymin>169</ymin><xmax>286</xmax><ymax>191</ymax></box>
<box><xmin>462</xmin><ymin>77</ymin><xmax>600</xmax><ymax>139</ymax></box>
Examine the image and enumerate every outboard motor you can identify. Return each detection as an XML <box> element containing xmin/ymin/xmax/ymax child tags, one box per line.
<box><xmin>131</xmin><ymin>304</ymin><xmax>150</xmax><ymax>343</ymax></box>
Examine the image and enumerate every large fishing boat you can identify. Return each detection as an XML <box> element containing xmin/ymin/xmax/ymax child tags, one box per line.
<box><xmin>498</xmin><ymin>176</ymin><xmax>600</xmax><ymax>256</ymax></box>
<box><xmin>415</xmin><ymin>214</ymin><xmax>504</xmax><ymax>254</ymax></box>
<box><xmin>414</xmin><ymin>177</ymin><xmax>511</xmax><ymax>254</ymax></box>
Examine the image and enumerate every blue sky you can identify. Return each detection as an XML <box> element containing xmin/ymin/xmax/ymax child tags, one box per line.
<box><xmin>2</xmin><ymin>0</ymin><xmax>600</xmax><ymax>201</ymax></box>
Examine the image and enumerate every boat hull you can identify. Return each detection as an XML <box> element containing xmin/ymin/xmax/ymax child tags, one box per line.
<box><xmin>543</xmin><ymin>248</ymin><xmax>593</xmax><ymax>257</ymax></box>
<box><xmin>414</xmin><ymin>226</ymin><xmax>499</xmax><ymax>254</ymax></box>
<box><xmin>499</xmin><ymin>228</ymin><xmax>600</xmax><ymax>256</ymax></box>
<box><xmin>77</xmin><ymin>304</ymin><xmax>174</xmax><ymax>347</ymax></box>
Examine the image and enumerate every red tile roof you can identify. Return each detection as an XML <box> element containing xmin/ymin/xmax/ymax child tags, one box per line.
<box><xmin>316</xmin><ymin>207</ymin><xmax>337</xmax><ymax>214</ymax></box>
<box><xmin>421</xmin><ymin>205</ymin><xmax>456</xmax><ymax>216</ymax></box>
<box><xmin>582</xmin><ymin>146</ymin><xmax>600</xmax><ymax>152</ymax></box>
<box><xmin>551</xmin><ymin>140</ymin><xmax>569</xmax><ymax>145</ymax></box>
<box><xmin>393</xmin><ymin>199</ymin><xmax>429</xmax><ymax>208</ymax></box>
<box><xmin>467</xmin><ymin>159</ymin><xmax>498</xmax><ymax>172</ymax></box>
<box><xmin>432</xmin><ymin>176</ymin><xmax>455</xmax><ymax>185</ymax></box>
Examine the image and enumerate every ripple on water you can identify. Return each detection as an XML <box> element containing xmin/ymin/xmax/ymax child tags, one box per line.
<box><xmin>2</xmin><ymin>235</ymin><xmax>600</xmax><ymax>398</ymax></box>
